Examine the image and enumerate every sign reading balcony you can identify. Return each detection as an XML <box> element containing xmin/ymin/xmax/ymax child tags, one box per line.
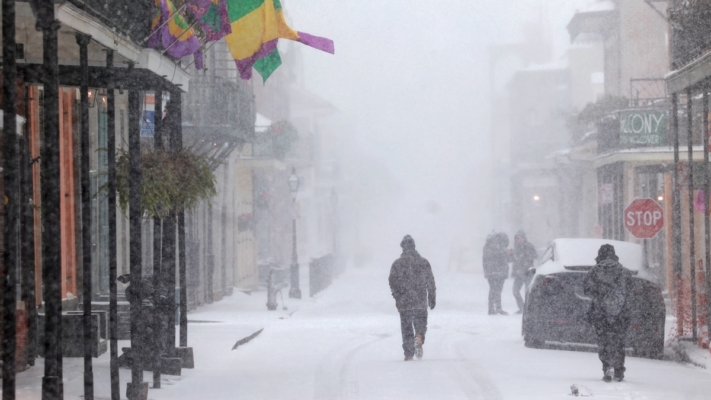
<box><xmin>619</xmin><ymin>110</ymin><xmax>667</xmax><ymax>146</ymax></box>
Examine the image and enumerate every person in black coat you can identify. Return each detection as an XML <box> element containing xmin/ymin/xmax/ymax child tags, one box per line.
<box><xmin>583</xmin><ymin>244</ymin><xmax>634</xmax><ymax>382</ymax></box>
<box><xmin>482</xmin><ymin>232</ymin><xmax>510</xmax><ymax>315</ymax></box>
<box><xmin>511</xmin><ymin>230</ymin><xmax>537</xmax><ymax>313</ymax></box>
<box><xmin>389</xmin><ymin>235</ymin><xmax>436</xmax><ymax>361</ymax></box>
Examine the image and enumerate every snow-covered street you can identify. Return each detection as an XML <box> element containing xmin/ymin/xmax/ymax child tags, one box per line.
<box><xmin>150</xmin><ymin>265</ymin><xmax>711</xmax><ymax>399</ymax></box>
<box><xmin>9</xmin><ymin>264</ymin><xmax>711</xmax><ymax>399</ymax></box>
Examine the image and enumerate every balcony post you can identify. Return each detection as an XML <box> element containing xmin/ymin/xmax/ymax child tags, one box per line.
<box><xmin>672</xmin><ymin>92</ymin><xmax>683</xmax><ymax>336</ymax></box>
<box><xmin>2</xmin><ymin>0</ymin><xmax>19</xmax><ymax>397</ymax></box>
<box><xmin>76</xmin><ymin>32</ymin><xmax>95</xmax><ymax>400</ymax></box>
<box><xmin>126</xmin><ymin>72</ymin><xmax>148</xmax><ymax>400</ymax></box>
<box><xmin>38</xmin><ymin>2</ymin><xmax>64</xmax><ymax>398</ymax></box>
<box><xmin>686</xmin><ymin>88</ymin><xmax>698</xmax><ymax>341</ymax></box>
<box><xmin>152</xmin><ymin>88</ymin><xmax>163</xmax><ymax>389</ymax></box>
<box><xmin>703</xmin><ymin>86</ymin><xmax>711</xmax><ymax>347</ymax></box>
<box><xmin>105</xmin><ymin>49</ymin><xmax>121</xmax><ymax>400</ymax></box>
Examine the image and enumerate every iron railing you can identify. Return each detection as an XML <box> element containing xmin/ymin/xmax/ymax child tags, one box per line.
<box><xmin>65</xmin><ymin>0</ymin><xmax>153</xmax><ymax>44</ymax></box>
<box><xmin>669</xmin><ymin>0</ymin><xmax>711</xmax><ymax>69</ymax></box>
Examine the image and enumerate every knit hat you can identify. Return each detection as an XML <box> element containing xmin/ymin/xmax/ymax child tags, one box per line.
<box><xmin>595</xmin><ymin>244</ymin><xmax>619</xmax><ymax>263</ymax></box>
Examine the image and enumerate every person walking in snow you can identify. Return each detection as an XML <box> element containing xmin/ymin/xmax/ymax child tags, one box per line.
<box><xmin>482</xmin><ymin>232</ymin><xmax>510</xmax><ymax>315</ymax></box>
<box><xmin>389</xmin><ymin>235</ymin><xmax>436</xmax><ymax>361</ymax></box>
<box><xmin>511</xmin><ymin>230</ymin><xmax>537</xmax><ymax>314</ymax></box>
<box><xmin>583</xmin><ymin>244</ymin><xmax>634</xmax><ymax>382</ymax></box>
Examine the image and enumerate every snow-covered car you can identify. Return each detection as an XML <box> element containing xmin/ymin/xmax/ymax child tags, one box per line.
<box><xmin>522</xmin><ymin>238</ymin><xmax>665</xmax><ymax>359</ymax></box>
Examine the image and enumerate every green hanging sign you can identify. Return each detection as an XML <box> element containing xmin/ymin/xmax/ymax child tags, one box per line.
<box><xmin>619</xmin><ymin>110</ymin><xmax>667</xmax><ymax>146</ymax></box>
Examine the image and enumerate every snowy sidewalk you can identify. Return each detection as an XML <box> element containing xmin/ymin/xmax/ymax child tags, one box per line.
<box><xmin>7</xmin><ymin>265</ymin><xmax>711</xmax><ymax>399</ymax></box>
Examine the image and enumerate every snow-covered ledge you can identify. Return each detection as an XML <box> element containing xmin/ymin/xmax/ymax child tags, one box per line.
<box><xmin>135</xmin><ymin>49</ymin><xmax>192</xmax><ymax>91</ymax></box>
<box><xmin>666</xmin><ymin>49</ymin><xmax>711</xmax><ymax>94</ymax></box>
<box><xmin>56</xmin><ymin>2</ymin><xmax>141</xmax><ymax>62</ymax></box>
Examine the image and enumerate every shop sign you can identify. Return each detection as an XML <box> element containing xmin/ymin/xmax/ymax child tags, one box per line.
<box><xmin>619</xmin><ymin>110</ymin><xmax>666</xmax><ymax>146</ymax></box>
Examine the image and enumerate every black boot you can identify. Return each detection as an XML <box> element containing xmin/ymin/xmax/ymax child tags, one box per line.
<box><xmin>613</xmin><ymin>367</ymin><xmax>625</xmax><ymax>382</ymax></box>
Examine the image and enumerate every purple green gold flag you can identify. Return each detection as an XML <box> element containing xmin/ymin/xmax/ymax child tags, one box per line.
<box><xmin>148</xmin><ymin>0</ymin><xmax>201</xmax><ymax>59</ymax></box>
<box><xmin>223</xmin><ymin>0</ymin><xmax>334</xmax><ymax>82</ymax></box>
<box><xmin>186</xmin><ymin>0</ymin><xmax>232</xmax><ymax>42</ymax></box>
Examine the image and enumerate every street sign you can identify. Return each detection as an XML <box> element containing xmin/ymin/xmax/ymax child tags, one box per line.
<box><xmin>623</xmin><ymin>198</ymin><xmax>664</xmax><ymax>239</ymax></box>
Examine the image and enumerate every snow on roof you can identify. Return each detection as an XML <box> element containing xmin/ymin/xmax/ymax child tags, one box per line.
<box><xmin>544</xmin><ymin>148</ymin><xmax>572</xmax><ymax>160</ymax></box>
<box><xmin>580</xmin><ymin>0</ymin><xmax>615</xmax><ymax>13</ymax></box>
<box><xmin>581</xmin><ymin>130</ymin><xmax>597</xmax><ymax>142</ymax></box>
<box><xmin>255</xmin><ymin>113</ymin><xmax>272</xmax><ymax>133</ymax></box>
<box><xmin>519</xmin><ymin>61</ymin><xmax>569</xmax><ymax>72</ymax></box>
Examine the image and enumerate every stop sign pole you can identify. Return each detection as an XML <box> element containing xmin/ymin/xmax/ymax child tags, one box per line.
<box><xmin>623</xmin><ymin>198</ymin><xmax>665</xmax><ymax>239</ymax></box>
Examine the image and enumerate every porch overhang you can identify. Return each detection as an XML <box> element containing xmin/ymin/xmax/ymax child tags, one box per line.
<box><xmin>594</xmin><ymin>146</ymin><xmax>706</xmax><ymax>168</ymax></box>
<box><xmin>666</xmin><ymin>49</ymin><xmax>711</xmax><ymax>94</ymax></box>
<box><xmin>8</xmin><ymin>1</ymin><xmax>191</xmax><ymax>91</ymax></box>
<box><xmin>16</xmin><ymin>64</ymin><xmax>184</xmax><ymax>92</ymax></box>
<box><xmin>235</xmin><ymin>157</ymin><xmax>288</xmax><ymax>171</ymax></box>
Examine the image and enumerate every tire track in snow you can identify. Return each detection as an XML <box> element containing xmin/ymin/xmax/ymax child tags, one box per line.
<box><xmin>442</xmin><ymin>331</ymin><xmax>503</xmax><ymax>400</ymax></box>
<box><xmin>314</xmin><ymin>328</ymin><xmax>502</xmax><ymax>400</ymax></box>
<box><xmin>313</xmin><ymin>333</ymin><xmax>391</xmax><ymax>400</ymax></box>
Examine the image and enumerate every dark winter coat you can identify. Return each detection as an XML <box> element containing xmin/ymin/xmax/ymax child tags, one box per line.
<box><xmin>583</xmin><ymin>259</ymin><xmax>634</xmax><ymax>329</ymax></box>
<box><xmin>482</xmin><ymin>239</ymin><xmax>509</xmax><ymax>279</ymax></box>
<box><xmin>389</xmin><ymin>249</ymin><xmax>436</xmax><ymax>311</ymax></box>
<box><xmin>512</xmin><ymin>240</ymin><xmax>537</xmax><ymax>278</ymax></box>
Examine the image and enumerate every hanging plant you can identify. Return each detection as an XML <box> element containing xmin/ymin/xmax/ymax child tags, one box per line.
<box><xmin>264</xmin><ymin>120</ymin><xmax>299</xmax><ymax>160</ymax></box>
<box><xmin>116</xmin><ymin>148</ymin><xmax>217</xmax><ymax>219</ymax></box>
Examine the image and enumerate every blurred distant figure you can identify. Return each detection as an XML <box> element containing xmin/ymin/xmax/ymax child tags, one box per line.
<box><xmin>583</xmin><ymin>244</ymin><xmax>634</xmax><ymax>383</ymax></box>
<box><xmin>511</xmin><ymin>230</ymin><xmax>537</xmax><ymax>314</ymax></box>
<box><xmin>482</xmin><ymin>232</ymin><xmax>510</xmax><ymax>315</ymax></box>
<box><xmin>389</xmin><ymin>235</ymin><xmax>436</xmax><ymax>361</ymax></box>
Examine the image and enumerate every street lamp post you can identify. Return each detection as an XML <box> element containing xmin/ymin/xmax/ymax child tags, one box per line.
<box><xmin>330</xmin><ymin>188</ymin><xmax>338</xmax><ymax>256</ymax></box>
<box><xmin>288</xmin><ymin>169</ymin><xmax>301</xmax><ymax>299</ymax></box>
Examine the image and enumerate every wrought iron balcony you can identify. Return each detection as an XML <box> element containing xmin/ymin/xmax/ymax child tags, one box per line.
<box><xmin>64</xmin><ymin>0</ymin><xmax>153</xmax><ymax>44</ymax></box>
<box><xmin>182</xmin><ymin>75</ymin><xmax>256</xmax><ymax>167</ymax></box>
<box><xmin>669</xmin><ymin>0</ymin><xmax>711</xmax><ymax>70</ymax></box>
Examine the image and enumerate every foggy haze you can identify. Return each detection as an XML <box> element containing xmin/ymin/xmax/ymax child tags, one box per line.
<box><xmin>285</xmin><ymin>0</ymin><xmax>591</xmax><ymax>266</ymax></box>
<box><xmin>7</xmin><ymin>1</ymin><xmax>711</xmax><ymax>398</ymax></box>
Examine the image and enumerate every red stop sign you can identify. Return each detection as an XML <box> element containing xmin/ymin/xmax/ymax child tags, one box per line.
<box><xmin>624</xmin><ymin>198</ymin><xmax>664</xmax><ymax>239</ymax></box>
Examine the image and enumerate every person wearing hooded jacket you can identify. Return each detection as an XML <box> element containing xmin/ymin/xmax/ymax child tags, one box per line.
<box><xmin>583</xmin><ymin>244</ymin><xmax>634</xmax><ymax>382</ymax></box>
<box><xmin>482</xmin><ymin>232</ymin><xmax>510</xmax><ymax>315</ymax></box>
<box><xmin>389</xmin><ymin>235</ymin><xmax>436</xmax><ymax>361</ymax></box>
<box><xmin>511</xmin><ymin>230</ymin><xmax>537</xmax><ymax>313</ymax></box>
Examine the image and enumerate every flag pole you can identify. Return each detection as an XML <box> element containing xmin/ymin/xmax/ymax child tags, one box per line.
<box><xmin>182</xmin><ymin>39</ymin><xmax>221</xmax><ymax>70</ymax></box>
<box><xmin>141</xmin><ymin>4</ymin><xmax>188</xmax><ymax>45</ymax></box>
<box><xmin>161</xmin><ymin>19</ymin><xmax>201</xmax><ymax>55</ymax></box>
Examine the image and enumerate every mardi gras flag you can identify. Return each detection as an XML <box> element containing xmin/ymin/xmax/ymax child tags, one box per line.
<box><xmin>224</xmin><ymin>0</ymin><xmax>334</xmax><ymax>81</ymax></box>
<box><xmin>148</xmin><ymin>0</ymin><xmax>201</xmax><ymax>60</ymax></box>
<box><xmin>186</xmin><ymin>0</ymin><xmax>232</xmax><ymax>43</ymax></box>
